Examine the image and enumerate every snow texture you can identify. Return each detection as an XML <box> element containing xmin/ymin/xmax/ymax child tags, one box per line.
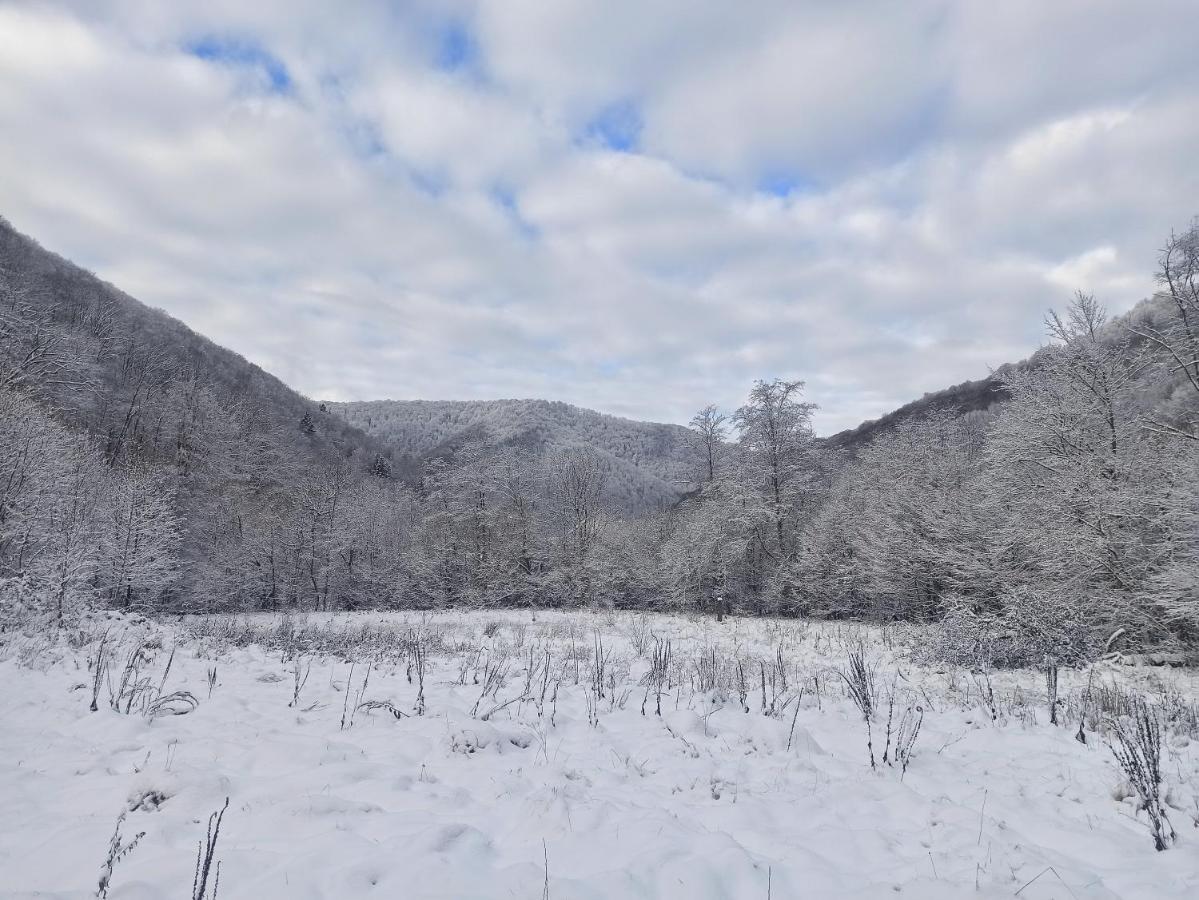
<box><xmin>1</xmin><ymin>611</ymin><xmax>1197</xmax><ymax>899</ymax></box>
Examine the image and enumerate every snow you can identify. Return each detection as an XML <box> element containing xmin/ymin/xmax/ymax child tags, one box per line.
<box><xmin>1</xmin><ymin>610</ymin><xmax>1197</xmax><ymax>899</ymax></box>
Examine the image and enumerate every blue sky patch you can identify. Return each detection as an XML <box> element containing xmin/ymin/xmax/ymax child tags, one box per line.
<box><xmin>583</xmin><ymin>100</ymin><xmax>643</xmax><ymax>152</ymax></box>
<box><xmin>491</xmin><ymin>186</ymin><xmax>539</xmax><ymax>239</ymax></box>
<box><xmin>435</xmin><ymin>20</ymin><xmax>478</xmax><ymax>72</ymax></box>
<box><xmin>756</xmin><ymin>171</ymin><xmax>818</xmax><ymax>198</ymax></box>
<box><xmin>185</xmin><ymin>36</ymin><xmax>292</xmax><ymax>94</ymax></box>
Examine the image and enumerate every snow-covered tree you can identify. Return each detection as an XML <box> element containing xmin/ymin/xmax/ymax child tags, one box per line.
<box><xmin>689</xmin><ymin>404</ymin><xmax>728</xmax><ymax>482</ymax></box>
<box><xmin>101</xmin><ymin>461</ymin><xmax>180</xmax><ymax>610</ymax></box>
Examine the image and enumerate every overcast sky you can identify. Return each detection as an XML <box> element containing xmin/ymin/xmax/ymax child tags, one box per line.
<box><xmin>1</xmin><ymin>1</ymin><xmax>1196</xmax><ymax>433</ymax></box>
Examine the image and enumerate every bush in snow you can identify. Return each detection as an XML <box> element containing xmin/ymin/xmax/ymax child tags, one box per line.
<box><xmin>931</xmin><ymin>589</ymin><xmax>1123</xmax><ymax>669</ymax></box>
<box><xmin>1108</xmin><ymin>699</ymin><xmax>1176</xmax><ymax>851</ymax></box>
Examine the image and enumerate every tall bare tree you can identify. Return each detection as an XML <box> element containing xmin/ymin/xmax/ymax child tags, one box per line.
<box><xmin>733</xmin><ymin>379</ymin><xmax>817</xmax><ymax>563</ymax></box>
<box><xmin>689</xmin><ymin>404</ymin><xmax>728</xmax><ymax>482</ymax></box>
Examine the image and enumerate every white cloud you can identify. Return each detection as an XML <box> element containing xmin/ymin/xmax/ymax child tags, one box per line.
<box><xmin>0</xmin><ymin>1</ymin><xmax>1195</xmax><ymax>434</ymax></box>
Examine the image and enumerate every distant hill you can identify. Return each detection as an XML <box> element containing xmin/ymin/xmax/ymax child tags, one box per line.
<box><xmin>824</xmin><ymin>374</ymin><xmax>1010</xmax><ymax>453</ymax></box>
<box><xmin>331</xmin><ymin>398</ymin><xmax>700</xmax><ymax>511</ymax></box>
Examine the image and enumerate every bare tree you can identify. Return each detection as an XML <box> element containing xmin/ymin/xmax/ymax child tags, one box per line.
<box><xmin>0</xmin><ymin>269</ymin><xmax>89</xmax><ymax>397</ymax></box>
<box><xmin>799</xmin><ymin>412</ymin><xmax>987</xmax><ymax>621</ymax></box>
<box><xmin>733</xmin><ymin>379</ymin><xmax>817</xmax><ymax>565</ymax></box>
<box><xmin>974</xmin><ymin>293</ymin><xmax>1177</xmax><ymax>657</ymax></box>
<box><xmin>491</xmin><ymin>447</ymin><xmax>542</xmax><ymax>584</ymax></box>
<box><xmin>689</xmin><ymin>404</ymin><xmax>727</xmax><ymax>482</ymax></box>
<box><xmin>101</xmin><ymin>462</ymin><xmax>180</xmax><ymax>610</ymax></box>
<box><xmin>546</xmin><ymin>448</ymin><xmax>606</xmax><ymax>601</ymax></box>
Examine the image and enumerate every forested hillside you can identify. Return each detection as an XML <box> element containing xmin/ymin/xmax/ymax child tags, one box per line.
<box><xmin>0</xmin><ymin>215</ymin><xmax>411</xmax><ymax>615</ymax></box>
<box><xmin>825</xmin><ymin>373</ymin><xmax>1009</xmax><ymax>453</ymax></box>
<box><xmin>333</xmin><ymin>399</ymin><xmax>696</xmax><ymax>512</ymax></box>
<box><xmin>786</xmin><ymin>282</ymin><xmax>1199</xmax><ymax>663</ymax></box>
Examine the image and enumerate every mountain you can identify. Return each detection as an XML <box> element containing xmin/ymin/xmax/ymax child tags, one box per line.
<box><xmin>331</xmin><ymin>398</ymin><xmax>699</xmax><ymax>511</ymax></box>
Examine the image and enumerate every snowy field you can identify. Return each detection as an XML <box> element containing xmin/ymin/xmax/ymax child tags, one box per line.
<box><xmin>2</xmin><ymin>610</ymin><xmax>1198</xmax><ymax>899</ymax></box>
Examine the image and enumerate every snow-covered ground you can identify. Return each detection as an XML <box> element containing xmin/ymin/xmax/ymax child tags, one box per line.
<box><xmin>1</xmin><ymin>610</ymin><xmax>1197</xmax><ymax>899</ymax></box>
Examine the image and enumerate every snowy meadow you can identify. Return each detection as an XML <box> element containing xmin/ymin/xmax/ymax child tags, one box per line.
<box><xmin>2</xmin><ymin>611</ymin><xmax>1197</xmax><ymax>899</ymax></box>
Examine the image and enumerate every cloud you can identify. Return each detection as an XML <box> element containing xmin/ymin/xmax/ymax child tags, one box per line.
<box><xmin>0</xmin><ymin>1</ymin><xmax>1195</xmax><ymax>434</ymax></box>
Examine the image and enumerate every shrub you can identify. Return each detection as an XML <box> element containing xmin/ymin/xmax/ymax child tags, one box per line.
<box><xmin>931</xmin><ymin>589</ymin><xmax>1120</xmax><ymax>668</ymax></box>
<box><xmin>1108</xmin><ymin>699</ymin><xmax>1176</xmax><ymax>851</ymax></box>
<box><xmin>96</xmin><ymin>810</ymin><xmax>143</xmax><ymax>899</ymax></box>
<box><xmin>837</xmin><ymin>645</ymin><xmax>878</xmax><ymax>768</ymax></box>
